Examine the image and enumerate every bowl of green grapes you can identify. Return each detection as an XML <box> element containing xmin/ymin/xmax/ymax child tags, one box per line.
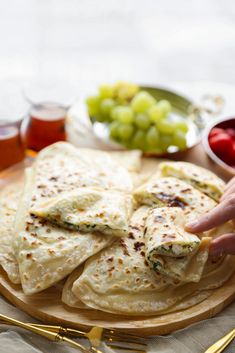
<box><xmin>86</xmin><ymin>82</ymin><xmax>200</xmax><ymax>156</ymax></box>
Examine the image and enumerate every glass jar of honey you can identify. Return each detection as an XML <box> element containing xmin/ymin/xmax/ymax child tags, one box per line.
<box><xmin>0</xmin><ymin>120</ymin><xmax>25</xmax><ymax>171</ymax></box>
<box><xmin>23</xmin><ymin>102</ymin><xmax>68</xmax><ymax>152</ymax></box>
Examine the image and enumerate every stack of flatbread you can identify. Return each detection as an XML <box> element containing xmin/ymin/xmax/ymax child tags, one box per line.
<box><xmin>0</xmin><ymin>142</ymin><xmax>234</xmax><ymax>317</ymax></box>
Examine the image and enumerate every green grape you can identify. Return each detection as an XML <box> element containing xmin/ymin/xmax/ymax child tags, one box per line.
<box><xmin>148</xmin><ymin>104</ymin><xmax>164</xmax><ymax>122</ymax></box>
<box><xmin>174</xmin><ymin>119</ymin><xmax>189</xmax><ymax>133</ymax></box>
<box><xmin>114</xmin><ymin>81</ymin><xmax>139</xmax><ymax>103</ymax></box>
<box><xmin>156</xmin><ymin>119</ymin><xmax>175</xmax><ymax>134</ymax></box>
<box><xmin>100</xmin><ymin>98</ymin><xmax>115</xmax><ymax>118</ymax></box>
<box><xmin>131</xmin><ymin>91</ymin><xmax>156</xmax><ymax>113</ymax></box>
<box><xmin>99</xmin><ymin>84</ymin><xmax>114</xmax><ymax>99</ymax></box>
<box><xmin>173</xmin><ymin>130</ymin><xmax>187</xmax><ymax>150</ymax></box>
<box><xmin>117</xmin><ymin>106</ymin><xmax>134</xmax><ymax>124</ymax></box>
<box><xmin>118</xmin><ymin>123</ymin><xmax>134</xmax><ymax>140</ymax></box>
<box><xmin>110</xmin><ymin>106</ymin><xmax>122</xmax><ymax>120</ymax></box>
<box><xmin>135</xmin><ymin>113</ymin><xmax>151</xmax><ymax>130</ymax></box>
<box><xmin>146</xmin><ymin>126</ymin><xmax>159</xmax><ymax>147</ymax></box>
<box><xmin>157</xmin><ymin>100</ymin><xmax>172</xmax><ymax>117</ymax></box>
<box><xmin>159</xmin><ymin>134</ymin><xmax>172</xmax><ymax>151</ymax></box>
<box><xmin>86</xmin><ymin>96</ymin><xmax>101</xmax><ymax>116</ymax></box>
<box><xmin>132</xmin><ymin>130</ymin><xmax>146</xmax><ymax>149</ymax></box>
<box><xmin>109</xmin><ymin>121</ymin><xmax>119</xmax><ymax>140</ymax></box>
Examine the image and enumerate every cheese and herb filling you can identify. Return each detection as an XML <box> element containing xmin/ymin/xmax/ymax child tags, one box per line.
<box><xmin>30</xmin><ymin>188</ymin><xmax>133</xmax><ymax>237</ymax></box>
<box><xmin>145</xmin><ymin>207</ymin><xmax>200</xmax><ymax>259</ymax></box>
<box><xmin>159</xmin><ymin>161</ymin><xmax>225</xmax><ymax>201</ymax></box>
<box><xmin>149</xmin><ymin>237</ymin><xmax>211</xmax><ymax>283</ymax></box>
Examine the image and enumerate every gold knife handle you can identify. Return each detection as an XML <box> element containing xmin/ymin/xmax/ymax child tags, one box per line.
<box><xmin>205</xmin><ymin>329</ymin><xmax>235</xmax><ymax>353</ymax></box>
<box><xmin>0</xmin><ymin>314</ymin><xmax>91</xmax><ymax>353</ymax></box>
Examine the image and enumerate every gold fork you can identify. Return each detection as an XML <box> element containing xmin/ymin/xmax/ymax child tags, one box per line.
<box><xmin>0</xmin><ymin>314</ymin><xmax>147</xmax><ymax>352</ymax></box>
<box><xmin>0</xmin><ymin>314</ymin><xmax>102</xmax><ymax>353</ymax></box>
<box><xmin>30</xmin><ymin>324</ymin><xmax>147</xmax><ymax>349</ymax></box>
<box><xmin>204</xmin><ymin>328</ymin><xmax>235</xmax><ymax>353</ymax></box>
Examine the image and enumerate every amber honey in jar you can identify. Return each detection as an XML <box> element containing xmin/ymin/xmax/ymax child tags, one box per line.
<box><xmin>0</xmin><ymin>121</ymin><xmax>25</xmax><ymax>171</ymax></box>
<box><xmin>24</xmin><ymin>102</ymin><xmax>67</xmax><ymax>152</ymax></box>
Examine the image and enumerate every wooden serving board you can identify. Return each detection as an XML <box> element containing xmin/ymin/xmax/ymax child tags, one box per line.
<box><xmin>1</xmin><ymin>267</ymin><xmax>235</xmax><ymax>336</ymax></box>
<box><xmin>0</xmin><ymin>146</ymin><xmax>234</xmax><ymax>336</ymax></box>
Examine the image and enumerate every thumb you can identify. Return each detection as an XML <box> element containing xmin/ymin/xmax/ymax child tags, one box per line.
<box><xmin>210</xmin><ymin>233</ymin><xmax>235</xmax><ymax>256</ymax></box>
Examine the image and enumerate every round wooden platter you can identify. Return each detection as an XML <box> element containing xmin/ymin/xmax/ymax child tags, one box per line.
<box><xmin>0</xmin><ymin>147</ymin><xmax>235</xmax><ymax>336</ymax></box>
<box><xmin>0</xmin><ymin>267</ymin><xmax>235</xmax><ymax>336</ymax></box>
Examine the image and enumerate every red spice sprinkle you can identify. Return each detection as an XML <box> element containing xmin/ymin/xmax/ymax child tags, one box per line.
<box><xmin>140</xmin><ymin>251</ymin><xmax>145</xmax><ymax>257</ymax></box>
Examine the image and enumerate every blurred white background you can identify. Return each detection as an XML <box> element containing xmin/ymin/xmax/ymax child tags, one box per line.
<box><xmin>0</xmin><ymin>0</ymin><xmax>235</xmax><ymax>94</ymax></box>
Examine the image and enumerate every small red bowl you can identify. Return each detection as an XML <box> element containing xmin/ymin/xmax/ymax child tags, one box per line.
<box><xmin>202</xmin><ymin>117</ymin><xmax>235</xmax><ymax>180</ymax></box>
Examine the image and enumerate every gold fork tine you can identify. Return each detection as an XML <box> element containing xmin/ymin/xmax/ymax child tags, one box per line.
<box><xmin>0</xmin><ymin>314</ymin><xmax>102</xmax><ymax>353</ymax></box>
<box><xmin>105</xmin><ymin>336</ymin><xmax>146</xmax><ymax>346</ymax></box>
<box><xmin>106</xmin><ymin>329</ymin><xmax>146</xmax><ymax>341</ymax></box>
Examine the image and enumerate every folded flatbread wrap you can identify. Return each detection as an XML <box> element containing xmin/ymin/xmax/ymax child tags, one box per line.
<box><xmin>134</xmin><ymin>177</ymin><xmax>217</xmax><ymax>213</ymax></box>
<box><xmin>159</xmin><ymin>161</ymin><xmax>225</xmax><ymax>201</ymax></box>
<box><xmin>35</xmin><ymin>142</ymin><xmax>133</xmax><ymax>193</ymax></box>
<box><xmin>149</xmin><ymin>237</ymin><xmax>211</xmax><ymax>283</ymax></box>
<box><xmin>14</xmin><ymin>142</ymin><xmax>133</xmax><ymax>294</ymax></box>
<box><xmin>30</xmin><ymin>188</ymin><xmax>133</xmax><ymax>237</ymax></box>
<box><xmin>145</xmin><ymin>207</ymin><xmax>200</xmax><ymax>258</ymax></box>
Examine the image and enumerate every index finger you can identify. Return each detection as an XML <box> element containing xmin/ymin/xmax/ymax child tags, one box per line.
<box><xmin>185</xmin><ymin>197</ymin><xmax>235</xmax><ymax>233</ymax></box>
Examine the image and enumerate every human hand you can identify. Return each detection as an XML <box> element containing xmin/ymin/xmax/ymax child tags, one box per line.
<box><xmin>185</xmin><ymin>177</ymin><xmax>235</xmax><ymax>256</ymax></box>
